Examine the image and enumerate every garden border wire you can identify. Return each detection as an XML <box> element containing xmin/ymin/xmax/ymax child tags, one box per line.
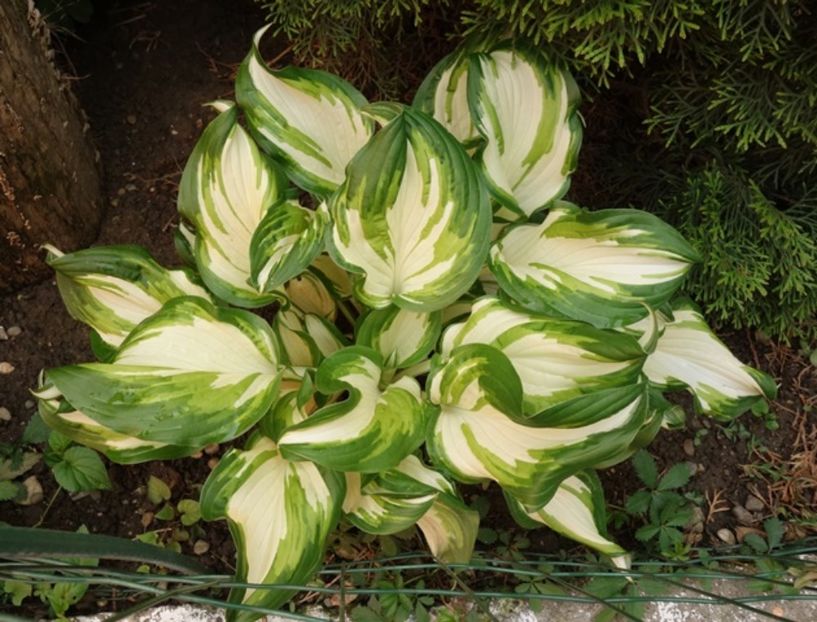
<box><xmin>3</xmin><ymin>532</ymin><xmax>817</xmax><ymax>621</ymax></box>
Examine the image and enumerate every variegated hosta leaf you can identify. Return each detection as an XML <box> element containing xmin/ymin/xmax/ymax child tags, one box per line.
<box><xmin>272</xmin><ymin>307</ymin><xmax>345</xmax><ymax>370</ymax></box>
<box><xmin>310</xmin><ymin>254</ymin><xmax>354</xmax><ymax>300</ymax></box>
<box><xmin>200</xmin><ymin>434</ymin><xmax>343</xmax><ymax>620</ymax></box>
<box><xmin>342</xmin><ymin>455</ymin><xmax>455</xmax><ymax>534</ymax></box>
<box><xmin>34</xmin><ymin>381</ymin><xmax>189</xmax><ymax>464</ymax></box>
<box><xmin>427</xmin><ymin>344</ymin><xmax>649</xmax><ymax>507</ymax></box>
<box><xmin>506</xmin><ymin>471</ymin><xmax>630</xmax><ymax>569</ymax></box>
<box><xmin>441</xmin><ymin>297</ymin><xmax>645</xmax><ymax>413</ymax></box>
<box><xmin>643</xmin><ymin>300</ymin><xmax>777</xmax><ymax>419</ymax></box>
<box><xmin>356</xmin><ymin>306</ymin><xmax>442</xmax><ymax>370</ymax></box>
<box><xmin>418</xmin><ymin>493</ymin><xmax>480</xmax><ymax>564</ymax></box>
<box><xmin>279</xmin><ymin>347</ymin><xmax>434</xmax><ymax>472</ymax></box>
<box><xmin>329</xmin><ymin>107</ymin><xmax>491</xmax><ymax>312</ymax></box>
<box><xmin>178</xmin><ymin>101</ymin><xmax>285</xmax><ymax>308</ymax></box>
<box><xmin>259</xmin><ymin>377</ymin><xmax>316</xmax><ymax>441</ymax></box>
<box><xmin>44</xmin><ymin>297</ymin><xmax>281</xmax><ymax>448</ymax></box>
<box><xmin>173</xmin><ymin>221</ymin><xmax>197</xmax><ymax>267</ymax></box>
<box><xmin>468</xmin><ymin>46</ymin><xmax>582</xmax><ymax>218</ymax></box>
<box><xmin>343</xmin><ymin>455</ymin><xmax>478</xmax><ymax>563</ymax></box>
<box><xmin>342</xmin><ymin>472</ymin><xmax>436</xmax><ymax>536</ymax></box>
<box><xmin>413</xmin><ymin>51</ymin><xmax>480</xmax><ymax>147</ymax></box>
<box><xmin>490</xmin><ymin>202</ymin><xmax>700</xmax><ymax>328</ymax></box>
<box><xmin>249</xmin><ymin>200</ymin><xmax>329</xmax><ymax>292</ymax></box>
<box><xmin>45</xmin><ymin>245</ymin><xmax>210</xmax><ymax>348</ymax></box>
<box><xmin>284</xmin><ymin>268</ymin><xmax>338</xmax><ymax>320</ymax></box>
<box><xmin>621</xmin><ymin>306</ymin><xmax>663</xmax><ymax>354</ymax></box>
<box><xmin>236</xmin><ymin>26</ymin><xmax>373</xmax><ymax>196</ymax></box>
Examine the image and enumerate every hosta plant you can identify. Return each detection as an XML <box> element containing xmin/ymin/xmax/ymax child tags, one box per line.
<box><xmin>35</xmin><ymin>28</ymin><xmax>776</xmax><ymax>621</ymax></box>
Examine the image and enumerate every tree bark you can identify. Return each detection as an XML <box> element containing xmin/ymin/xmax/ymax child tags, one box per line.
<box><xmin>0</xmin><ymin>0</ymin><xmax>103</xmax><ymax>292</ymax></box>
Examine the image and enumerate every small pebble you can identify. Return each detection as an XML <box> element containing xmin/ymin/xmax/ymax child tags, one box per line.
<box><xmin>0</xmin><ymin>327</ymin><xmax>9</xmax><ymax>340</ymax></box>
<box><xmin>203</xmin><ymin>443</ymin><xmax>220</xmax><ymax>455</ymax></box>
<box><xmin>191</xmin><ymin>450</ymin><xmax>203</xmax><ymax>459</ymax></box>
<box><xmin>24</xmin><ymin>400</ymin><xmax>34</xmax><ymax>409</ymax></box>
<box><xmin>745</xmin><ymin>495</ymin><xmax>764</xmax><ymax>512</ymax></box>
<box><xmin>193</xmin><ymin>540</ymin><xmax>210</xmax><ymax>555</ymax></box>
<box><xmin>0</xmin><ymin>362</ymin><xmax>14</xmax><ymax>374</ymax></box>
<box><xmin>126</xmin><ymin>114</ymin><xmax>137</xmax><ymax>125</ymax></box>
<box><xmin>736</xmin><ymin>526</ymin><xmax>764</xmax><ymax>543</ymax></box>
<box><xmin>717</xmin><ymin>528</ymin><xmax>736</xmax><ymax>545</ymax></box>
<box><xmin>683</xmin><ymin>439</ymin><xmax>695</xmax><ymax>457</ymax></box>
<box><xmin>0</xmin><ymin>407</ymin><xmax>11</xmax><ymax>421</ymax></box>
<box><xmin>732</xmin><ymin>504</ymin><xmax>756</xmax><ymax>525</ymax></box>
<box><xmin>141</xmin><ymin>512</ymin><xmax>154</xmax><ymax>528</ymax></box>
<box><xmin>207</xmin><ymin>457</ymin><xmax>219</xmax><ymax>470</ymax></box>
<box><xmin>19</xmin><ymin>476</ymin><xmax>43</xmax><ymax>506</ymax></box>
<box><xmin>690</xmin><ymin>506</ymin><xmax>705</xmax><ymax>533</ymax></box>
<box><xmin>6</xmin><ymin>326</ymin><xmax>21</xmax><ymax>337</ymax></box>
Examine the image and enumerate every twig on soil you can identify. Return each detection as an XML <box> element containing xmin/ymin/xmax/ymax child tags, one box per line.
<box><xmin>266</xmin><ymin>44</ymin><xmax>295</xmax><ymax>69</ymax></box>
<box><xmin>704</xmin><ymin>488</ymin><xmax>729</xmax><ymax>524</ymax></box>
<box><xmin>130</xmin><ymin>30</ymin><xmax>162</xmax><ymax>53</ymax></box>
<box><xmin>195</xmin><ymin>42</ymin><xmax>239</xmax><ymax>81</ymax></box>
<box><xmin>115</xmin><ymin>14</ymin><xmax>147</xmax><ymax>28</ymax></box>
<box><xmin>33</xmin><ymin>488</ymin><xmax>61</xmax><ymax>528</ymax></box>
<box><xmin>128</xmin><ymin>170</ymin><xmax>181</xmax><ymax>194</ymax></box>
<box><xmin>746</xmin><ymin>328</ymin><xmax>762</xmax><ymax>371</ymax></box>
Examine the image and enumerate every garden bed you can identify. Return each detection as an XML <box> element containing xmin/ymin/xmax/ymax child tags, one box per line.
<box><xmin>1</xmin><ymin>0</ymin><xmax>815</xmax><ymax>618</ymax></box>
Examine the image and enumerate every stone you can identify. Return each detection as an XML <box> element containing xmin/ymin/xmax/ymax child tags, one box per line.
<box><xmin>717</xmin><ymin>528</ymin><xmax>736</xmax><ymax>545</ymax></box>
<box><xmin>745</xmin><ymin>495</ymin><xmax>765</xmax><ymax>512</ymax></box>
<box><xmin>683</xmin><ymin>439</ymin><xmax>695</xmax><ymax>457</ymax></box>
<box><xmin>24</xmin><ymin>400</ymin><xmax>34</xmax><ymax>409</ymax></box>
<box><xmin>193</xmin><ymin>540</ymin><xmax>210</xmax><ymax>555</ymax></box>
<box><xmin>0</xmin><ymin>407</ymin><xmax>10</xmax><ymax>421</ymax></box>
<box><xmin>203</xmin><ymin>443</ymin><xmax>219</xmax><ymax>456</ymax></box>
<box><xmin>0</xmin><ymin>327</ymin><xmax>7</xmax><ymax>340</ymax></box>
<box><xmin>207</xmin><ymin>458</ymin><xmax>219</xmax><ymax>470</ymax></box>
<box><xmin>736</xmin><ymin>526</ymin><xmax>765</xmax><ymax>543</ymax></box>
<box><xmin>732</xmin><ymin>504</ymin><xmax>756</xmax><ymax>525</ymax></box>
<box><xmin>6</xmin><ymin>326</ymin><xmax>21</xmax><ymax>337</ymax></box>
<box><xmin>0</xmin><ymin>362</ymin><xmax>15</xmax><ymax>374</ymax></box>
<box><xmin>126</xmin><ymin>114</ymin><xmax>137</xmax><ymax>125</ymax></box>
<box><xmin>690</xmin><ymin>506</ymin><xmax>705</xmax><ymax>533</ymax></box>
<box><xmin>18</xmin><ymin>476</ymin><xmax>43</xmax><ymax>506</ymax></box>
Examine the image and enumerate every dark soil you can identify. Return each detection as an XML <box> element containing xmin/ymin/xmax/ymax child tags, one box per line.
<box><xmin>1</xmin><ymin>0</ymin><xmax>816</xmax><ymax>616</ymax></box>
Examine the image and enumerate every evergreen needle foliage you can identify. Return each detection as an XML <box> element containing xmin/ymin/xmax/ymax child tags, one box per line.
<box><xmin>259</xmin><ymin>0</ymin><xmax>817</xmax><ymax>341</ymax></box>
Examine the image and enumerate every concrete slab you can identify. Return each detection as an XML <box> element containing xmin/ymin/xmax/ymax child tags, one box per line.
<box><xmin>75</xmin><ymin>581</ymin><xmax>817</xmax><ymax>622</ymax></box>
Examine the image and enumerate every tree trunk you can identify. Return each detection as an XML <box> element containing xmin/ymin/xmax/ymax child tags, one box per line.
<box><xmin>0</xmin><ymin>0</ymin><xmax>103</xmax><ymax>292</ymax></box>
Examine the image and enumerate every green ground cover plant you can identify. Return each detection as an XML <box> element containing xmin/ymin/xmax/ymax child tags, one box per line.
<box><xmin>33</xmin><ymin>27</ymin><xmax>775</xmax><ymax>621</ymax></box>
